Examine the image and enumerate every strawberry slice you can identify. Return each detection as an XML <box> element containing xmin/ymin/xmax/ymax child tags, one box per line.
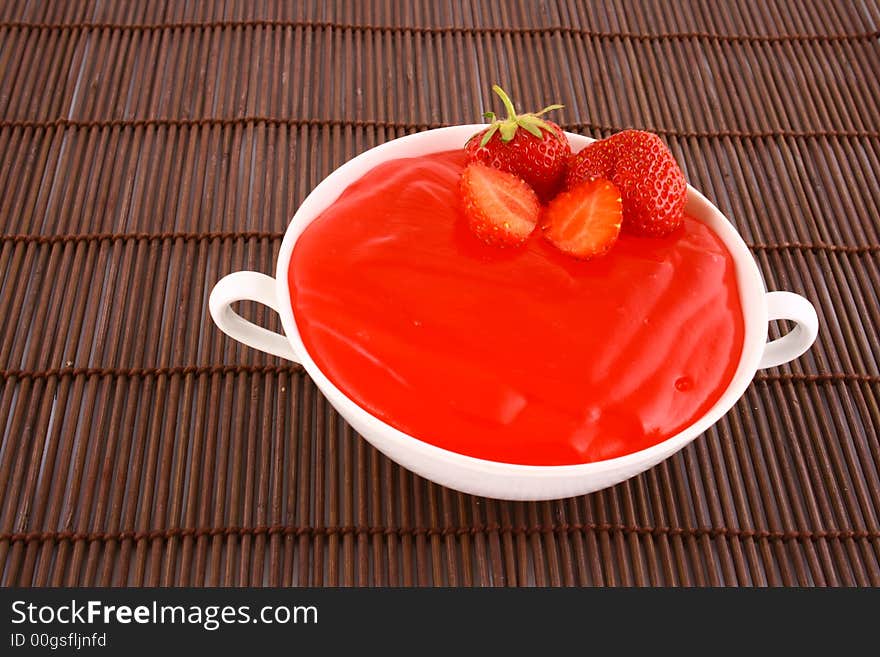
<box><xmin>460</xmin><ymin>163</ymin><xmax>541</xmax><ymax>247</ymax></box>
<box><xmin>541</xmin><ymin>178</ymin><xmax>623</xmax><ymax>259</ymax></box>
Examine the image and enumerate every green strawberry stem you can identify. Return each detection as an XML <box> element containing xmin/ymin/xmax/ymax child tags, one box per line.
<box><xmin>477</xmin><ymin>85</ymin><xmax>566</xmax><ymax>147</ymax></box>
<box><xmin>493</xmin><ymin>85</ymin><xmax>519</xmax><ymax>122</ymax></box>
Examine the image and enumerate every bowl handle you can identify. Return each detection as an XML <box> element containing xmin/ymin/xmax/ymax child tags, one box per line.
<box><xmin>758</xmin><ymin>291</ymin><xmax>819</xmax><ymax>369</ymax></box>
<box><xmin>209</xmin><ymin>271</ymin><xmax>300</xmax><ymax>363</ymax></box>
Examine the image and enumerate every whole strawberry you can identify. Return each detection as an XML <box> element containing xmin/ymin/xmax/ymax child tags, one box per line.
<box><xmin>566</xmin><ymin>130</ymin><xmax>687</xmax><ymax>237</ymax></box>
<box><xmin>465</xmin><ymin>85</ymin><xmax>571</xmax><ymax>203</ymax></box>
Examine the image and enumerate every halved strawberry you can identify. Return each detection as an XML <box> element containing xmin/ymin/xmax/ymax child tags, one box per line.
<box><xmin>541</xmin><ymin>178</ymin><xmax>623</xmax><ymax>259</ymax></box>
<box><xmin>460</xmin><ymin>162</ymin><xmax>541</xmax><ymax>246</ymax></box>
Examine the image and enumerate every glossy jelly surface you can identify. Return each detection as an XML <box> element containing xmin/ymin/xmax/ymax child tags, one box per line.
<box><xmin>289</xmin><ymin>150</ymin><xmax>744</xmax><ymax>465</ymax></box>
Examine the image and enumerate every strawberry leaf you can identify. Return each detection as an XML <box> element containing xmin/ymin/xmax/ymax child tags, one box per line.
<box><xmin>499</xmin><ymin>121</ymin><xmax>517</xmax><ymax>142</ymax></box>
<box><xmin>534</xmin><ymin>103</ymin><xmax>564</xmax><ymax>117</ymax></box>
<box><xmin>479</xmin><ymin>124</ymin><xmax>500</xmax><ymax>148</ymax></box>
<box><xmin>472</xmin><ymin>87</ymin><xmax>565</xmax><ymax>146</ymax></box>
<box><xmin>518</xmin><ymin>118</ymin><xmax>544</xmax><ymax>138</ymax></box>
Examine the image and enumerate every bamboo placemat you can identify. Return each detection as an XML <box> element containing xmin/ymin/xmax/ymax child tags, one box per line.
<box><xmin>0</xmin><ymin>0</ymin><xmax>878</xmax><ymax>586</ymax></box>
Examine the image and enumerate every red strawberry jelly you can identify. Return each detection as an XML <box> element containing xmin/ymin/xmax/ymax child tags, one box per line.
<box><xmin>289</xmin><ymin>150</ymin><xmax>744</xmax><ymax>466</ymax></box>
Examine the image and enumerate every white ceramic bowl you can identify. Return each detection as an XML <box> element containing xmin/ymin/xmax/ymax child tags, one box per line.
<box><xmin>209</xmin><ymin>125</ymin><xmax>818</xmax><ymax>501</ymax></box>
